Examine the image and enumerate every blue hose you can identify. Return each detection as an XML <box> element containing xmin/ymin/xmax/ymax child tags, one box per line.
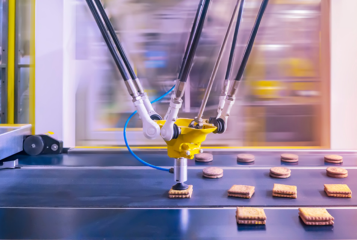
<box><xmin>123</xmin><ymin>85</ymin><xmax>175</xmax><ymax>172</ymax></box>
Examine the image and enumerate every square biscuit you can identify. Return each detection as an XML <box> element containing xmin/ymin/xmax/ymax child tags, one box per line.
<box><xmin>168</xmin><ymin>193</ymin><xmax>191</xmax><ymax>198</ymax></box>
<box><xmin>273</xmin><ymin>184</ymin><xmax>297</xmax><ymax>195</ymax></box>
<box><xmin>168</xmin><ymin>185</ymin><xmax>193</xmax><ymax>195</ymax></box>
<box><xmin>236</xmin><ymin>207</ymin><xmax>266</xmax><ymax>220</ymax></box>
<box><xmin>299</xmin><ymin>213</ymin><xmax>332</xmax><ymax>223</ymax></box>
<box><xmin>324</xmin><ymin>187</ymin><xmax>351</xmax><ymax>196</ymax></box>
<box><xmin>325</xmin><ymin>191</ymin><xmax>352</xmax><ymax>198</ymax></box>
<box><xmin>228</xmin><ymin>193</ymin><xmax>254</xmax><ymax>199</ymax></box>
<box><xmin>299</xmin><ymin>213</ymin><xmax>334</xmax><ymax>225</ymax></box>
<box><xmin>324</xmin><ymin>184</ymin><xmax>351</xmax><ymax>194</ymax></box>
<box><xmin>228</xmin><ymin>185</ymin><xmax>255</xmax><ymax>195</ymax></box>
<box><xmin>299</xmin><ymin>215</ymin><xmax>334</xmax><ymax>225</ymax></box>
<box><xmin>237</xmin><ymin>219</ymin><xmax>266</xmax><ymax>225</ymax></box>
<box><xmin>299</xmin><ymin>208</ymin><xmax>334</xmax><ymax>221</ymax></box>
<box><xmin>272</xmin><ymin>193</ymin><xmax>297</xmax><ymax>199</ymax></box>
<box><xmin>168</xmin><ymin>185</ymin><xmax>193</xmax><ymax>198</ymax></box>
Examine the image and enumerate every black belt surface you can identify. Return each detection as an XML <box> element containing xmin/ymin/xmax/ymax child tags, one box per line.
<box><xmin>0</xmin><ymin>208</ymin><xmax>355</xmax><ymax>239</ymax></box>
<box><xmin>15</xmin><ymin>151</ymin><xmax>357</xmax><ymax>167</ymax></box>
<box><xmin>0</xmin><ymin>168</ymin><xmax>355</xmax><ymax>208</ymax></box>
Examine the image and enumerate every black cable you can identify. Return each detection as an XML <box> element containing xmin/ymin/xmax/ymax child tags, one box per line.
<box><xmin>85</xmin><ymin>0</ymin><xmax>130</xmax><ymax>80</ymax></box>
<box><xmin>178</xmin><ymin>0</ymin><xmax>205</xmax><ymax>79</ymax></box>
<box><xmin>234</xmin><ymin>0</ymin><xmax>269</xmax><ymax>81</ymax></box>
<box><xmin>93</xmin><ymin>0</ymin><xmax>137</xmax><ymax>80</ymax></box>
<box><xmin>179</xmin><ymin>0</ymin><xmax>211</xmax><ymax>83</ymax></box>
<box><xmin>225</xmin><ymin>0</ymin><xmax>245</xmax><ymax>80</ymax></box>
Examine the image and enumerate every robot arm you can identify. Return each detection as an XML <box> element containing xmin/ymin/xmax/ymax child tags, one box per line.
<box><xmin>213</xmin><ymin>0</ymin><xmax>269</xmax><ymax>133</ymax></box>
<box><xmin>215</xmin><ymin>0</ymin><xmax>245</xmax><ymax>124</ymax></box>
<box><xmin>193</xmin><ymin>0</ymin><xmax>242</xmax><ymax>128</ymax></box>
<box><xmin>161</xmin><ymin>0</ymin><xmax>211</xmax><ymax>141</ymax></box>
<box><xmin>86</xmin><ymin>0</ymin><xmax>160</xmax><ymax>139</ymax></box>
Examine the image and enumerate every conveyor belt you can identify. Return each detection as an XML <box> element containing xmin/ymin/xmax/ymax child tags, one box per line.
<box><xmin>0</xmin><ymin>168</ymin><xmax>356</xmax><ymax>208</ymax></box>
<box><xmin>4</xmin><ymin>150</ymin><xmax>357</xmax><ymax>239</ymax></box>
<box><xmin>15</xmin><ymin>151</ymin><xmax>357</xmax><ymax>167</ymax></box>
<box><xmin>0</xmin><ymin>208</ymin><xmax>355</xmax><ymax>239</ymax></box>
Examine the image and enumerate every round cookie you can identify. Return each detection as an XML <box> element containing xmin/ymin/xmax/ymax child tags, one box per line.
<box><xmin>325</xmin><ymin>160</ymin><xmax>342</xmax><ymax>163</ymax></box>
<box><xmin>195</xmin><ymin>153</ymin><xmax>213</xmax><ymax>162</ymax></box>
<box><xmin>203</xmin><ymin>173</ymin><xmax>224</xmax><ymax>179</ymax></box>
<box><xmin>326</xmin><ymin>167</ymin><xmax>347</xmax><ymax>175</ymax></box>
<box><xmin>327</xmin><ymin>172</ymin><xmax>348</xmax><ymax>178</ymax></box>
<box><xmin>324</xmin><ymin>155</ymin><xmax>343</xmax><ymax>163</ymax></box>
<box><xmin>237</xmin><ymin>154</ymin><xmax>255</xmax><ymax>163</ymax></box>
<box><xmin>270</xmin><ymin>173</ymin><xmax>290</xmax><ymax>179</ymax></box>
<box><xmin>325</xmin><ymin>160</ymin><xmax>343</xmax><ymax>164</ymax></box>
<box><xmin>202</xmin><ymin>167</ymin><xmax>223</xmax><ymax>178</ymax></box>
<box><xmin>270</xmin><ymin>167</ymin><xmax>291</xmax><ymax>176</ymax></box>
<box><xmin>281</xmin><ymin>153</ymin><xmax>298</xmax><ymax>163</ymax></box>
<box><xmin>326</xmin><ymin>167</ymin><xmax>348</xmax><ymax>178</ymax></box>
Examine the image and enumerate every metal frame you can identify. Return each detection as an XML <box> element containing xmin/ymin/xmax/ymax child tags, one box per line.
<box><xmin>0</xmin><ymin>124</ymin><xmax>31</xmax><ymax>160</ymax></box>
<box><xmin>29</xmin><ymin>0</ymin><xmax>35</xmax><ymax>134</ymax></box>
<box><xmin>14</xmin><ymin>0</ymin><xmax>19</xmax><ymax>123</ymax></box>
<box><xmin>7</xmin><ymin>0</ymin><xmax>15</xmax><ymax>124</ymax></box>
<box><xmin>68</xmin><ymin>147</ymin><xmax>343</xmax><ymax>154</ymax></box>
<box><xmin>320</xmin><ymin>0</ymin><xmax>330</xmax><ymax>148</ymax></box>
<box><xmin>14</xmin><ymin>0</ymin><xmax>31</xmax><ymax>123</ymax></box>
<box><xmin>1</xmin><ymin>0</ymin><xmax>9</xmax><ymax>123</ymax></box>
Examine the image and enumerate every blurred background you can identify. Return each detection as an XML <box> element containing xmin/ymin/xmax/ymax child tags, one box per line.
<box><xmin>73</xmin><ymin>0</ymin><xmax>325</xmax><ymax>147</ymax></box>
<box><xmin>14</xmin><ymin>0</ymin><xmax>327</xmax><ymax>147</ymax></box>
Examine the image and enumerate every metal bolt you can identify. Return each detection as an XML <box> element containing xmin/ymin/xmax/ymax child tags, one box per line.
<box><xmin>51</xmin><ymin>144</ymin><xmax>58</xmax><ymax>151</ymax></box>
<box><xmin>31</xmin><ymin>144</ymin><xmax>36</xmax><ymax>148</ymax></box>
<box><xmin>186</xmin><ymin>151</ymin><xmax>190</xmax><ymax>156</ymax></box>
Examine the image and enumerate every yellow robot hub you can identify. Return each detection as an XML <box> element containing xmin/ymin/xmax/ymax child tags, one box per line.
<box><xmin>156</xmin><ymin>118</ymin><xmax>217</xmax><ymax>159</ymax></box>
